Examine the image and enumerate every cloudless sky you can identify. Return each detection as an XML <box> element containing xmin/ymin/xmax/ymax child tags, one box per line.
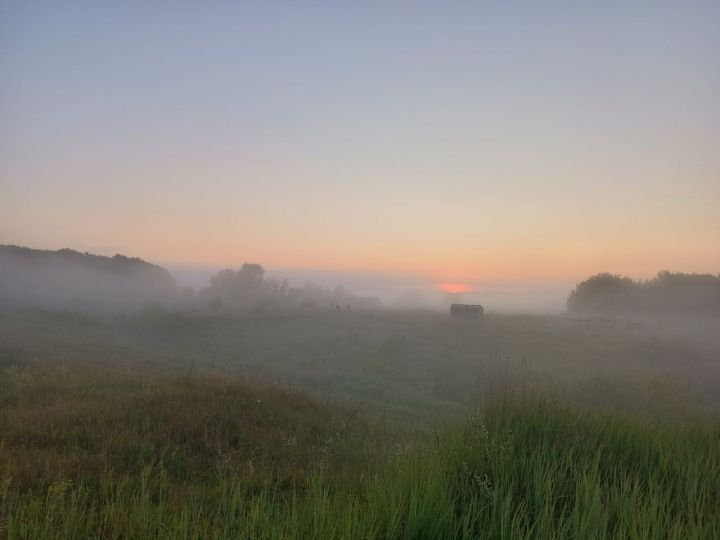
<box><xmin>1</xmin><ymin>2</ymin><xmax>718</xmax><ymax>299</ymax></box>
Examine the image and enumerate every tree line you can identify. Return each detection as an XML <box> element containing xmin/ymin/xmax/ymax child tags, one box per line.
<box><xmin>190</xmin><ymin>263</ymin><xmax>380</xmax><ymax>312</ymax></box>
<box><xmin>0</xmin><ymin>246</ymin><xmax>380</xmax><ymax>315</ymax></box>
<box><xmin>567</xmin><ymin>271</ymin><xmax>720</xmax><ymax>317</ymax></box>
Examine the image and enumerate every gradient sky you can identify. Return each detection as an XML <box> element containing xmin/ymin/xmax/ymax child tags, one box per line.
<box><xmin>1</xmin><ymin>2</ymin><xmax>719</xmax><ymax>293</ymax></box>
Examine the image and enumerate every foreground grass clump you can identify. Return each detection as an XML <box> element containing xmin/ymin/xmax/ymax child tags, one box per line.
<box><xmin>0</xmin><ymin>364</ymin><xmax>379</xmax><ymax>494</ymax></box>
<box><xmin>1</xmin><ymin>360</ymin><xmax>719</xmax><ymax>539</ymax></box>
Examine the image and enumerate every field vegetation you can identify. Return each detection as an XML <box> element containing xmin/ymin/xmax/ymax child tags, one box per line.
<box><xmin>1</xmin><ymin>308</ymin><xmax>719</xmax><ymax>537</ymax></box>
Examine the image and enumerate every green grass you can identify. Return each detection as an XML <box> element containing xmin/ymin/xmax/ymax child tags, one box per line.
<box><xmin>1</xmin><ymin>364</ymin><xmax>719</xmax><ymax>538</ymax></box>
<box><xmin>0</xmin><ymin>366</ymin><xmax>382</xmax><ymax>493</ymax></box>
<box><xmin>2</xmin><ymin>308</ymin><xmax>717</xmax><ymax>424</ymax></box>
<box><xmin>1</xmin><ymin>309</ymin><xmax>719</xmax><ymax>538</ymax></box>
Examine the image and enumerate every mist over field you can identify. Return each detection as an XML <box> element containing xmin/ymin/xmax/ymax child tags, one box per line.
<box><xmin>168</xmin><ymin>264</ymin><xmax>572</xmax><ymax>313</ymax></box>
<box><xmin>2</xmin><ymin>245</ymin><xmax>719</xmax><ymax>416</ymax></box>
<box><xmin>1</xmin><ymin>2</ymin><xmax>719</xmax><ymax>538</ymax></box>
<box><xmin>1</xmin><ymin>245</ymin><xmax>719</xmax><ymax>537</ymax></box>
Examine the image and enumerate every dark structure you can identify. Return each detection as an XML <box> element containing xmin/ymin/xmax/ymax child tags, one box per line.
<box><xmin>450</xmin><ymin>303</ymin><xmax>484</xmax><ymax>319</ymax></box>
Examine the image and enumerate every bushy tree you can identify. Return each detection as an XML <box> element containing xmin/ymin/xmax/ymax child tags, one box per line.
<box><xmin>567</xmin><ymin>271</ymin><xmax>720</xmax><ymax>316</ymax></box>
<box><xmin>199</xmin><ymin>265</ymin><xmax>380</xmax><ymax>313</ymax></box>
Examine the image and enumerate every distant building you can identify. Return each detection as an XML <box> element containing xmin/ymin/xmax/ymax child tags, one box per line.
<box><xmin>450</xmin><ymin>303</ymin><xmax>484</xmax><ymax>319</ymax></box>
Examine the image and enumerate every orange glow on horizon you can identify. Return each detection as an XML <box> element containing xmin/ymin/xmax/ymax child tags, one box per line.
<box><xmin>439</xmin><ymin>282</ymin><xmax>472</xmax><ymax>294</ymax></box>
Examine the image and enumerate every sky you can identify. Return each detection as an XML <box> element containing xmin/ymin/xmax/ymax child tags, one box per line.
<box><xmin>1</xmin><ymin>2</ymin><xmax>718</xmax><ymax>308</ymax></box>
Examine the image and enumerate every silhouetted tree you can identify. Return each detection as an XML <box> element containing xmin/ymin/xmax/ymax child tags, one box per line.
<box><xmin>567</xmin><ymin>271</ymin><xmax>720</xmax><ymax>316</ymax></box>
<box><xmin>200</xmin><ymin>265</ymin><xmax>379</xmax><ymax>312</ymax></box>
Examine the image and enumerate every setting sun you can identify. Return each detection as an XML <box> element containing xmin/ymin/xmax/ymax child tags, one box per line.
<box><xmin>1</xmin><ymin>4</ymin><xmax>719</xmax><ymax>536</ymax></box>
<box><xmin>439</xmin><ymin>283</ymin><xmax>472</xmax><ymax>294</ymax></box>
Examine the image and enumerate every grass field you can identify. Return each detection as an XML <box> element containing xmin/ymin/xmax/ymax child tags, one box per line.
<box><xmin>1</xmin><ymin>308</ymin><xmax>719</xmax><ymax>538</ymax></box>
<box><xmin>2</xmin><ymin>308</ymin><xmax>718</xmax><ymax>421</ymax></box>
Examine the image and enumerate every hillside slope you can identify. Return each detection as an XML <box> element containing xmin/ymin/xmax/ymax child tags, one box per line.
<box><xmin>0</xmin><ymin>245</ymin><xmax>177</xmax><ymax>314</ymax></box>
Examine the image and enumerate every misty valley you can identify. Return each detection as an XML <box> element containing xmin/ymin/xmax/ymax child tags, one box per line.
<box><xmin>1</xmin><ymin>246</ymin><xmax>719</xmax><ymax>538</ymax></box>
<box><xmin>2</xmin><ymin>4</ymin><xmax>719</xmax><ymax>535</ymax></box>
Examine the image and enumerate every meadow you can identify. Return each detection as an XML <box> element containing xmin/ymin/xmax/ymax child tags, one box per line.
<box><xmin>3</xmin><ymin>307</ymin><xmax>718</xmax><ymax>421</ymax></box>
<box><xmin>1</xmin><ymin>308</ymin><xmax>719</xmax><ymax>538</ymax></box>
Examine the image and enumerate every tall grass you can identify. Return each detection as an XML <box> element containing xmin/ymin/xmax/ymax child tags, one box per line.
<box><xmin>2</xmin><ymin>394</ymin><xmax>718</xmax><ymax>539</ymax></box>
<box><xmin>2</xmin><ymin>310</ymin><xmax>718</xmax><ymax>538</ymax></box>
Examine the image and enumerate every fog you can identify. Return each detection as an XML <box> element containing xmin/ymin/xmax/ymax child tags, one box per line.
<box><xmin>2</xmin><ymin>245</ymin><xmax>720</xmax><ymax>534</ymax></box>
<box><xmin>169</xmin><ymin>264</ymin><xmax>571</xmax><ymax>314</ymax></box>
<box><xmin>0</xmin><ymin>246</ymin><xmax>177</xmax><ymax>315</ymax></box>
<box><xmin>2</xmin><ymin>244</ymin><xmax>719</xmax><ymax>421</ymax></box>
<box><xmin>2</xmin><ymin>3</ymin><xmax>719</xmax><ymax>533</ymax></box>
